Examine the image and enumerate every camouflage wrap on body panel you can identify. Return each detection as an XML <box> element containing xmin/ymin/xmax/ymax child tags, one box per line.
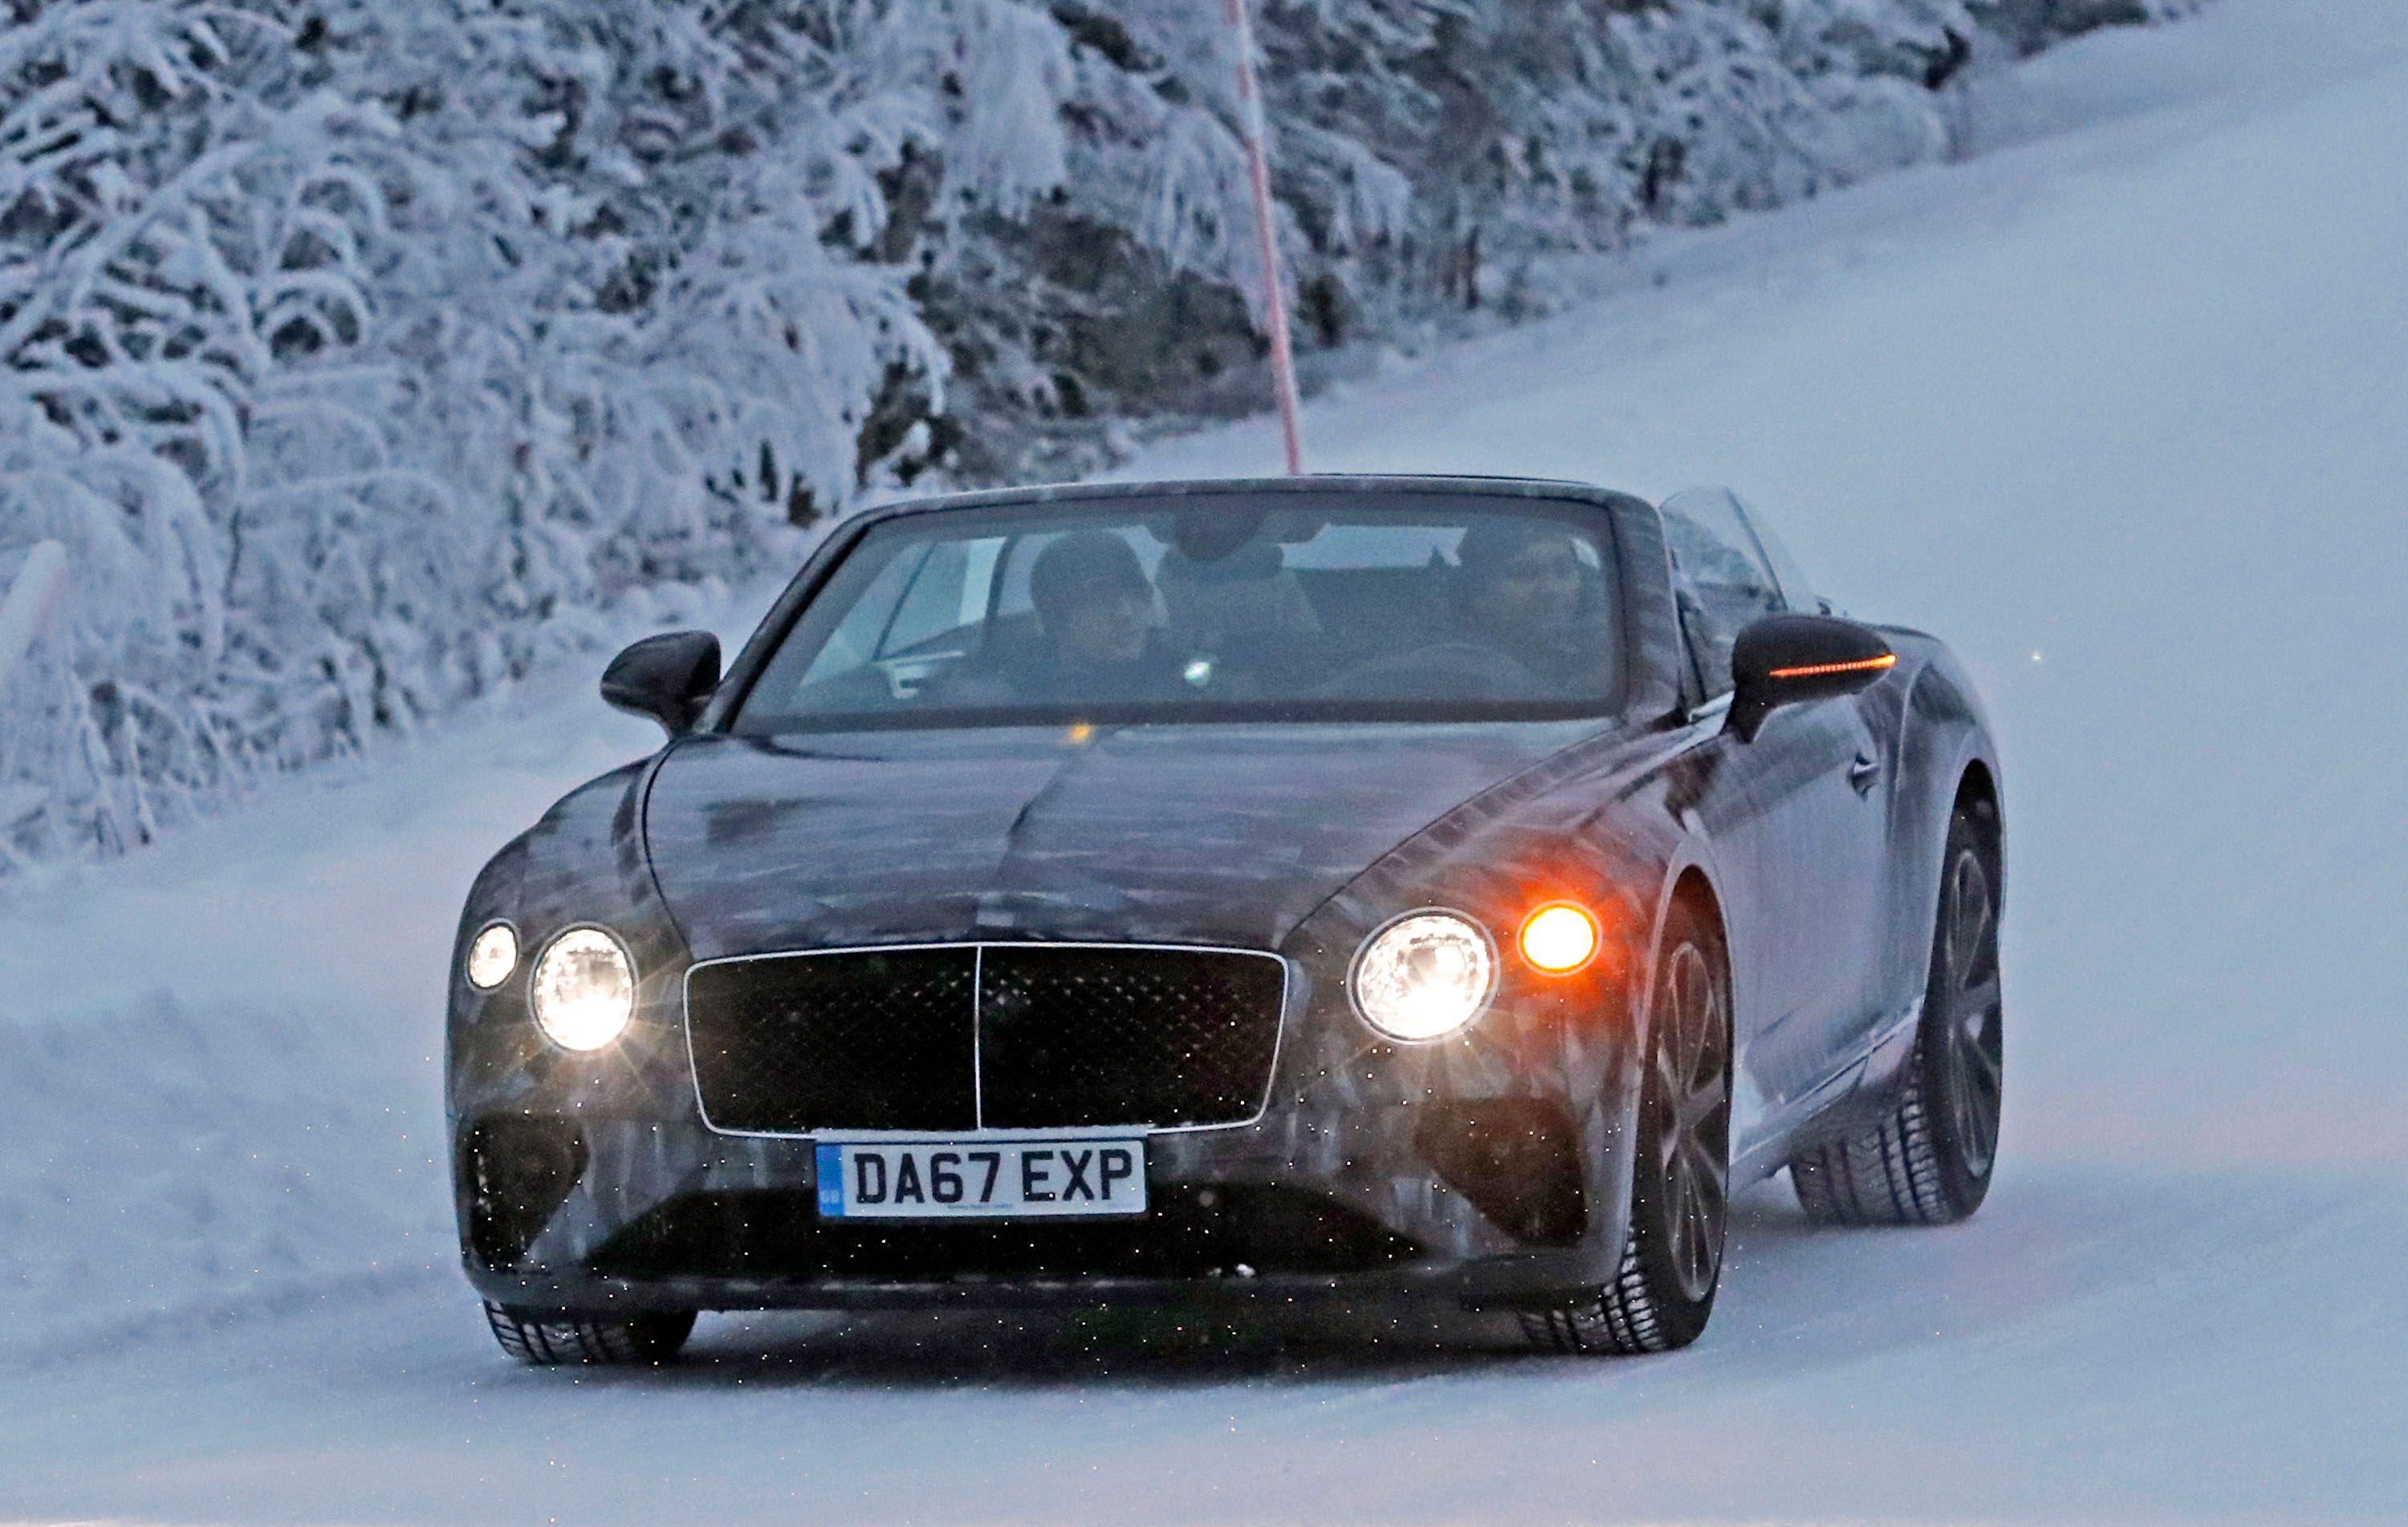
<box><xmin>445</xmin><ymin>476</ymin><xmax>1997</xmax><ymax>1316</ymax></box>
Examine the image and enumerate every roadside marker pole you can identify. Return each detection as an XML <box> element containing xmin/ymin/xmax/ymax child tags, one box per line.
<box><xmin>1224</xmin><ymin>0</ymin><xmax>1305</xmax><ymax>475</ymax></box>
<box><xmin>0</xmin><ymin>540</ymin><xmax>68</xmax><ymax>701</ymax></box>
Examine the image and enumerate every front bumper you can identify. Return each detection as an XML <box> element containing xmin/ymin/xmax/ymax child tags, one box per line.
<box><xmin>470</xmin><ymin>1252</ymin><xmax>1621</xmax><ymax>1318</ymax></box>
<box><xmin>458</xmin><ymin>1108</ymin><xmax>1631</xmax><ymax>1317</ymax></box>
<box><xmin>452</xmin><ymin>936</ymin><xmax>1647</xmax><ymax>1317</ymax></box>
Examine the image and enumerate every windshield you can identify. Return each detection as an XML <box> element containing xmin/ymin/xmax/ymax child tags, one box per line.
<box><xmin>730</xmin><ymin>492</ymin><xmax>1625</xmax><ymax>732</ymax></box>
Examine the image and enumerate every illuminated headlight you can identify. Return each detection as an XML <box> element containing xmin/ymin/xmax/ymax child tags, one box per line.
<box><xmin>530</xmin><ymin>928</ymin><xmax>636</xmax><ymax>1051</ymax></box>
<box><xmin>1349</xmin><ymin>911</ymin><xmax>1496</xmax><ymax>1042</ymax></box>
<box><xmin>465</xmin><ymin>923</ymin><xmax>518</xmax><ymax>990</ymax></box>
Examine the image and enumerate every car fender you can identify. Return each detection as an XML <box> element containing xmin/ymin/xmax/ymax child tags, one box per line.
<box><xmin>1873</xmin><ymin>640</ymin><xmax>2003</xmax><ymax>1067</ymax></box>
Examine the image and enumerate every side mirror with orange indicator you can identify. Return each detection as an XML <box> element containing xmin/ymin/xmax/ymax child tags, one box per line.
<box><xmin>1729</xmin><ymin>614</ymin><xmax>1896</xmax><ymax>741</ymax></box>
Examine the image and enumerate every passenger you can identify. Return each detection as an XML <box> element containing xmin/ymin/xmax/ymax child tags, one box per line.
<box><xmin>1454</xmin><ymin>521</ymin><xmax>1613</xmax><ymax>693</ymax></box>
<box><xmin>1016</xmin><ymin>530</ymin><xmax>1192</xmax><ymax>703</ymax></box>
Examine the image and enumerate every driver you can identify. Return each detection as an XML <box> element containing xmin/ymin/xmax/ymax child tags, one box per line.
<box><xmin>1453</xmin><ymin>522</ymin><xmax>1611</xmax><ymax>693</ymax></box>
<box><xmin>1015</xmin><ymin>530</ymin><xmax>1191</xmax><ymax>703</ymax></box>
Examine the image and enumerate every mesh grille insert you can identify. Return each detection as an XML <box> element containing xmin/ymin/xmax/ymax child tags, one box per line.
<box><xmin>686</xmin><ymin>947</ymin><xmax>977</xmax><ymax>1132</ymax></box>
<box><xmin>684</xmin><ymin>944</ymin><xmax>1283</xmax><ymax>1134</ymax></box>
<box><xmin>977</xmin><ymin>946</ymin><xmax>1285</xmax><ymax>1129</ymax></box>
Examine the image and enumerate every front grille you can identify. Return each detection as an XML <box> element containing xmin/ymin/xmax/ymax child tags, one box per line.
<box><xmin>685</xmin><ymin>944</ymin><xmax>1285</xmax><ymax>1134</ymax></box>
<box><xmin>686</xmin><ymin>948</ymin><xmax>978</xmax><ymax>1132</ymax></box>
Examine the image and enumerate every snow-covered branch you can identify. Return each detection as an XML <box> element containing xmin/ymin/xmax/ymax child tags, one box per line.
<box><xmin>0</xmin><ymin>0</ymin><xmax>2189</xmax><ymax>866</ymax></box>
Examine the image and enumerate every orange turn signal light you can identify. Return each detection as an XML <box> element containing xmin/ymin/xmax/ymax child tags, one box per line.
<box><xmin>1767</xmin><ymin>652</ymin><xmax>1898</xmax><ymax>680</ymax></box>
<box><xmin>1519</xmin><ymin>904</ymin><xmax>1601</xmax><ymax>975</ymax></box>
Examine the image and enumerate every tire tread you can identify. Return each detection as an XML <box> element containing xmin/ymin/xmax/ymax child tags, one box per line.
<box><xmin>1789</xmin><ymin>802</ymin><xmax>1999</xmax><ymax>1229</ymax></box>
<box><xmin>1790</xmin><ymin>1052</ymin><xmax>1954</xmax><ymax>1226</ymax></box>
<box><xmin>483</xmin><ymin>1302</ymin><xmax>694</xmax><ymax>1366</ymax></box>
<box><xmin>1515</xmin><ymin>1226</ymin><xmax>1675</xmax><ymax>1355</ymax></box>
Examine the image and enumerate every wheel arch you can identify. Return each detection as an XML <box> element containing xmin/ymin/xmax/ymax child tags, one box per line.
<box><xmin>1878</xmin><ymin>649</ymin><xmax>2003</xmax><ymax>1020</ymax></box>
<box><xmin>1953</xmin><ymin>757</ymin><xmax>2005</xmax><ymax>900</ymax></box>
<box><xmin>1641</xmin><ymin>859</ymin><xmax>1729</xmax><ymax>1038</ymax></box>
<box><xmin>1564</xmin><ymin>857</ymin><xmax>1733</xmax><ymax>1331</ymax></box>
<box><xmin>1635</xmin><ymin>863</ymin><xmax>1732</xmax><ymax>1087</ymax></box>
<box><xmin>1666</xmin><ymin>867</ymin><xmax>1726</xmax><ymax>961</ymax></box>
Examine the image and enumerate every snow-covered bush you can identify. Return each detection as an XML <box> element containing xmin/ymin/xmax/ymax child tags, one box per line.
<box><xmin>0</xmin><ymin>0</ymin><xmax>2187</xmax><ymax>867</ymax></box>
<box><xmin>0</xmin><ymin>0</ymin><xmax>1059</xmax><ymax>863</ymax></box>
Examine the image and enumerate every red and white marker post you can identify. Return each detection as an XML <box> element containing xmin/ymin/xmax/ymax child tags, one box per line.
<box><xmin>1223</xmin><ymin>0</ymin><xmax>1305</xmax><ymax>475</ymax></box>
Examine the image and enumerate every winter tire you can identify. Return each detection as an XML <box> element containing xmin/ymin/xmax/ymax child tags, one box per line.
<box><xmin>1522</xmin><ymin>900</ymin><xmax>1733</xmax><ymax>1355</ymax></box>
<box><xmin>1791</xmin><ymin>803</ymin><xmax>2003</xmax><ymax>1225</ymax></box>
<box><xmin>483</xmin><ymin>1302</ymin><xmax>697</xmax><ymax>1366</ymax></box>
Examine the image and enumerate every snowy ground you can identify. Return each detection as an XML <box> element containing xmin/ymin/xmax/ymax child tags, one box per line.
<box><xmin>6</xmin><ymin>1</ymin><xmax>2406</xmax><ymax>1521</ymax></box>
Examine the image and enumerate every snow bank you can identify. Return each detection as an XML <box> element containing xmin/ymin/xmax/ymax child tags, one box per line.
<box><xmin>0</xmin><ymin>656</ymin><xmax>681</xmax><ymax>1362</ymax></box>
<box><xmin>0</xmin><ymin>993</ymin><xmax>449</xmax><ymax>1367</ymax></box>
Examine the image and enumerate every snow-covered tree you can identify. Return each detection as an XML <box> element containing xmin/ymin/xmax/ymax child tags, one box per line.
<box><xmin>0</xmin><ymin>0</ymin><xmax>2194</xmax><ymax>868</ymax></box>
<box><xmin>0</xmin><ymin>0</ymin><xmax>1072</xmax><ymax>863</ymax></box>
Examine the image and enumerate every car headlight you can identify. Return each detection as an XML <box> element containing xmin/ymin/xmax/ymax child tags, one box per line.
<box><xmin>530</xmin><ymin>927</ymin><xmax>636</xmax><ymax>1051</ymax></box>
<box><xmin>1349</xmin><ymin>911</ymin><xmax>1496</xmax><ymax>1042</ymax></box>
<box><xmin>465</xmin><ymin>922</ymin><xmax>519</xmax><ymax>990</ymax></box>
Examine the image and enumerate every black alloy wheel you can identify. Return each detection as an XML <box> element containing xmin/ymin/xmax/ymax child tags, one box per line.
<box><xmin>485</xmin><ymin>1302</ymin><xmax>697</xmax><ymax>1366</ymax></box>
<box><xmin>1523</xmin><ymin>900</ymin><xmax>1732</xmax><ymax>1354</ymax></box>
<box><xmin>1792</xmin><ymin>803</ymin><xmax>2003</xmax><ymax>1224</ymax></box>
<box><xmin>1934</xmin><ymin>835</ymin><xmax>2004</xmax><ymax>1182</ymax></box>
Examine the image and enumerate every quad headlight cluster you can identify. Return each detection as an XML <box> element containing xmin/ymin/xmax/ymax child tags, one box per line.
<box><xmin>480</xmin><ymin>903</ymin><xmax>1586</xmax><ymax>1053</ymax></box>
<box><xmin>466</xmin><ymin>920</ymin><xmax>637</xmax><ymax>1052</ymax></box>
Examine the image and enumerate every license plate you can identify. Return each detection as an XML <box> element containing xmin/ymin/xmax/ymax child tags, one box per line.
<box><xmin>815</xmin><ymin>1138</ymin><xmax>1147</xmax><ymax>1220</ymax></box>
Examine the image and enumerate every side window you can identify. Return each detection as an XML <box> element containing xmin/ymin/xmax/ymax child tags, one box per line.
<box><xmin>793</xmin><ymin>536</ymin><xmax>1007</xmax><ymax>701</ymax></box>
<box><xmin>795</xmin><ymin>546</ymin><xmax>920</xmax><ymax>688</ymax></box>
<box><xmin>881</xmin><ymin>541</ymin><xmax>976</xmax><ymax>656</ymax></box>
<box><xmin>1661</xmin><ymin>488</ymin><xmax>1783</xmax><ymax>699</ymax></box>
<box><xmin>883</xmin><ymin>538</ymin><xmax>1011</xmax><ymax>696</ymax></box>
<box><xmin>1731</xmin><ymin>494</ymin><xmax>1822</xmax><ymax>614</ymax></box>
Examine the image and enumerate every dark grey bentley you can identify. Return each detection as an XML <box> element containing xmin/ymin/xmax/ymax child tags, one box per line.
<box><xmin>449</xmin><ymin>476</ymin><xmax>2005</xmax><ymax>1364</ymax></box>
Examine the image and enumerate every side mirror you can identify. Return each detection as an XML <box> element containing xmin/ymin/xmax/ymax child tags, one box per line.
<box><xmin>601</xmin><ymin>630</ymin><xmax>722</xmax><ymax>737</ymax></box>
<box><xmin>1729</xmin><ymin>614</ymin><xmax>1894</xmax><ymax>741</ymax></box>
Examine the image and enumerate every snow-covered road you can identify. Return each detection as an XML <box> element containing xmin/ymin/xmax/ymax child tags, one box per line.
<box><xmin>6</xmin><ymin>2</ymin><xmax>2406</xmax><ymax>1521</ymax></box>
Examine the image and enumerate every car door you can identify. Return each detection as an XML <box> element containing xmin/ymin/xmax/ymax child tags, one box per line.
<box><xmin>1662</xmin><ymin>489</ymin><xmax>1888</xmax><ymax>1119</ymax></box>
<box><xmin>1731</xmin><ymin>491</ymin><xmax>1901</xmax><ymax>1058</ymax></box>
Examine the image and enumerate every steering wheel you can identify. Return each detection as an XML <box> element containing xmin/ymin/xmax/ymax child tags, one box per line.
<box><xmin>1327</xmin><ymin>641</ymin><xmax>1549</xmax><ymax>701</ymax></box>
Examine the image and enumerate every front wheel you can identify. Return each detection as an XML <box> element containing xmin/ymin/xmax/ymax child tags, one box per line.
<box><xmin>484</xmin><ymin>1302</ymin><xmax>696</xmax><ymax>1366</ymax></box>
<box><xmin>1791</xmin><ymin>804</ymin><xmax>2003</xmax><ymax>1225</ymax></box>
<box><xmin>1522</xmin><ymin>900</ymin><xmax>1732</xmax><ymax>1355</ymax></box>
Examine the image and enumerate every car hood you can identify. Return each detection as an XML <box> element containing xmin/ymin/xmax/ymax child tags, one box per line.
<box><xmin>643</xmin><ymin>721</ymin><xmax>1609</xmax><ymax>958</ymax></box>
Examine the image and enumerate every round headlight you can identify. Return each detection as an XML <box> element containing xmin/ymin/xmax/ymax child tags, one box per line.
<box><xmin>1349</xmin><ymin>911</ymin><xmax>1496</xmax><ymax>1042</ymax></box>
<box><xmin>465</xmin><ymin>923</ymin><xmax>519</xmax><ymax>990</ymax></box>
<box><xmin>530</xmin><ymin>928</ymin><xmax>636</xmax><ymax>1051</ymax></box>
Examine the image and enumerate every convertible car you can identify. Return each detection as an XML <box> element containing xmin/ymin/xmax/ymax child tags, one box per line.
<box><xmin>449</xmin><ymin>475</ymin><xmax>2004</xmax><ymax>1364</ymax></box>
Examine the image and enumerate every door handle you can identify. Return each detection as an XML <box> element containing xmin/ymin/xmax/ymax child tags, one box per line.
<box><xmin>1849</xmin><ymin>752</ymin><xmax>1882</xmax><ymax>795</ymax></box>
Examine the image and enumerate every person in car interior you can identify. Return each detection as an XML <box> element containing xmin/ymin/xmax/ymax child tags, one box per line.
<box><xmin>1011</xmin><ymin>530</ymin><xmax>1197</xmax><ymax>704</ymax></box>
<box><xmin>1451</xmin><ymin>520</ymin><xmax>1615</xmax><ymax>694</ymax></box>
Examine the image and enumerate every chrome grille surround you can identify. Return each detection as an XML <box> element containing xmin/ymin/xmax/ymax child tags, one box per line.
<box><xmin>682</xmin><ymin>942</ymin><xmax>1291</xmax><ymax>1137</ymax></box>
